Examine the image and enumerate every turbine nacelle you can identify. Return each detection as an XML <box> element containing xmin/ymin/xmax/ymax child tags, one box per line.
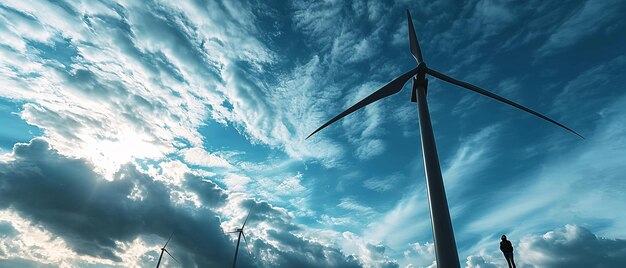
<box><xmin>416</xmin><ymin>62</ymin><xmax>428</xmax><ymax>73</ymax></box>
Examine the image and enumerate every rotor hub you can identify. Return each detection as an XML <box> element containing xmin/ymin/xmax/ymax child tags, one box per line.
<box><xmin>417</xmin><ymin>62</ymin><xmax>428</xmax><ymax>73</ymax></box>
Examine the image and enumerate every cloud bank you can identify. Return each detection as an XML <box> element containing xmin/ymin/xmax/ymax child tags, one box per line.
<box><xmin>0</xmin><ymin>139</ymin><xmax>361</xmax><ymax>267</ymax></box>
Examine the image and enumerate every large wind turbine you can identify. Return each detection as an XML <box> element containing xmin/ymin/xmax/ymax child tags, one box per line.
<box><xmin>155</xmin><ymin>233</ymin><xmax>179</xmax><ymax>268</ymax></box>
<box><xmin>229</xmin><ymin>206</ymin><xmax>254</xmax><ymax>268</ymax></box>
<box><xmin>306</xmin><ymin>10</ymin><xmax>582</xmax><ymax>267</ymax></box>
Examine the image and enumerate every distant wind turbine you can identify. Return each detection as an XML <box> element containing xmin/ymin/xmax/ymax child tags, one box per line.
<box><xmin>156</xmin><ymin>233</ymin><xmax>179</xmax><ymax>268</ymax></box>
<box><xmin>229</xmin><ymin>205</ymin><xmax>254</xmax><ymax>268</ymax></box>
<box><xmin>306</xmin><ymin>9</ymin><xmax>583</xmax><ymax>268</ymax></box>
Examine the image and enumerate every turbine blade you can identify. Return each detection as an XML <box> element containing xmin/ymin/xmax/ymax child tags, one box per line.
<box><xmin>242</xmin><ymin>232</ymin><xmax>248</xmax><ymax>245</ymax></box>
<box><xmin>242</xmin><ymin>232</ymin><xmax>252</xmax><ymax>256</ymax></box>
<box><xmin>407</xmin><ymin>10</ymin><xmax>423</xmax><ymax>63</ymax></box>
<box><xmin>164</xmin><ymin>249</ymin><xmax>180</xmax><ymax>264</ymax></box>
<box><xmin>163</xmin><ymin>232</ymin><xmax>174</xmax><ymax>248</ymax></box>
<box><xmin>241</xmin><ymin>204</ymin><xmax>255</xmax><ymax>230</ymax></box>
<box><xmin>306</xmin><ymin>67</ymin><xmax>420</xmax><ymax>139</ymax></box>
<box><xmin>426</xmin><ymin>68</ymin><xmax>584</xmax><ymax>139</ymax></box>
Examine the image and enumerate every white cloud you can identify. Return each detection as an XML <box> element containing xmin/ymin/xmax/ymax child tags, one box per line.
<box><xmin>442</xmin><ymin>124</ymin><xmax>500</xmax><ymax>193</ymax></box>
<box><xmin>181</xmin><ymin>147</ymin><xmax>233</xmax><ymax>169</ymax></box>
<box><xmin>338</xmin><ymin>198</ymin><xmax>378</xmax><ymax>217</ymax></box>
<box><xmin>0</xmin><ymin>0</ymin><xmax>281</xmax><ymax>179</ymax></box>
<box><xmin>341</xmin><ymin>231</ymin><xmax>399</xmax><ymax>268</ymax></box>
<box><xmin>365</xmin><ymin>192</ymin><xmax>430</xmax><ymax>250</ymax></box>
<box><xmin>0</xmin><ymin>210</ymin><xmax>157</xmax><ymax>267</ymax></box>
<box><xmin>402</xmin><ymin>241</ymin><xmax>437</xmax><ymax>268</ymax></box>
<box><xmin>320</xmin><ymin>214</ymin><xmax>353</xmax><ymax>226</ymax></box>
<box><xmin>339</xmin><ymin>81</ymin><xmax>393</xmax><ymax>160</ymax></box>
<box><xmin>465</xmin><ymin>254</ymin><xmax>498</xmax><ymax>268</ymax></box>
<box><xmin>222</xmin><ymin>173</ymin><xmax>251</xmax><ymax>192</ymax></box>
<box><xmin>356</xmin><ymin>139</ymin><xmax>386</xmax><ymax>160</ymax></box>
<box><xmin>518</xmin><ymin>225</ymin><xmax>626</xmax><ymax>267</ymax></box>
<box><xmin>217</xmin><ymin>195</ymin><xmax>362</xmax><ymax>267</ymax></box>
<box><xmin>0</xmin><ymin>139</ymin><xmax>361</xmax><ymax>267</ymax></box>
<box><xmin>363</xmin><ymin>173</ymin><xmax>402</xmax><ymax>192</ymax></box>
<box><xmin>276</xmin><ymin>173</ymin><xmax>306</xmax><ymax>195</ymax></box>
<box><xmin>464</xmin><ymin>225</ymin><xmax>626</xmax><ymax>267</ymax></box>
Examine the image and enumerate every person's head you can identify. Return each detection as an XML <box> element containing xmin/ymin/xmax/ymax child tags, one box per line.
<box><xmin>501</xmin><ymin>235</ymin><xmax>507</xmax><ymax>241</ymax></box>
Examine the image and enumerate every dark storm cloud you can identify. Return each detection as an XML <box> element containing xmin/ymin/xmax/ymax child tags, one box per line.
<box><xmin>253</xmin><ymin>230</ymin><xmax>362</xmax><ymax>268</ymax></box>
<box><xmin>364</xmin><ymin>243</ymin><xmax>399</xmax><ymax>268</ymax></box>
<box><xmin>0</xmin><ymin>139</ymin><xmax>362</xmax><ymax>267</ymax></box>
<box><xmin>0</xmin><ymin>138</ymin><xmax>237</xmax><ymax>267</ymax></box>
<box><xmin>229</xmin><ymin>198</ymin><xmax>363</xmax><ymax>267</ymax></box>
<box><xmin>184</xmin><ymin>173</ymin><xmax>228</xmax><ymax>208</ymax></box>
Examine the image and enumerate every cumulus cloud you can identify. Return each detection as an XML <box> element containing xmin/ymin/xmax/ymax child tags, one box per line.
<box><xmin>0</xmin><ymin>138</ymin><xmax>235</xmax><ymax>266</ymax></box>
<box><xmin>0</xmin><ymin>138</ymin><xmax>361</xmax><ymax>267</ymax></box>
<box><xmin>518</xmin><ymin>225</ymin><xmax>626</xmax><ymax>267</ymax></box>
<box><xmin>402</xmin><ymin>241</ymin><xmax>437</xmax><ymax>268</ymax></box>
<box><xmin>462</xmin><ymin>225</ymin><xmax>626</xmax><ymax>268</ymax></box>
<box><xmin>341</xmin><ymin>232</ymin><xmax>399</xmax><ymax>268</ymax></box>
<box><xmin>218</xmin><ymin>195</ymin><xmax>363</xmax><ymax>268</ymax></box>
<box><xmin>465</xmin><ymin>255</ymin><xmax>498</xmax><ymax>268</ymax></box>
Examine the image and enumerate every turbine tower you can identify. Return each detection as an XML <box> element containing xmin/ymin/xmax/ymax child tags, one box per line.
<box><xmin>306</xmin><ymin>10</ymin><xmax>582</xmax><ymax>267</ymax></box>
<box><xmin>155</xmin><ymin>233</ymin><xmax>179</xmax><ymax>268</ymax></box>
<box><xmin>229</xmin><ymin>206</ymin><xmax>254</xmax><ymax>268</ymax></box>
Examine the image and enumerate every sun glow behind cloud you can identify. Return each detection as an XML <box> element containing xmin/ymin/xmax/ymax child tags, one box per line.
<box><xmin>85</xmin><ymin>131</ymin><xmax>168</xmax><ymax>180</ymax></box>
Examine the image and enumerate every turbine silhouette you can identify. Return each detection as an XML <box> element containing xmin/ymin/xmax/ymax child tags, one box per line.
<box><xmin>306</xmin><ymin>10</ymin><xmax>583</xmax><ymax>268</ymax></box>
<box><xmin>155</xmin><ymin>233</ymin><xmax>179</xmax><ymax>268</ymax></box>
<box><xmin>229</xmin><ymin>205</ymin><xmax>254</xmax><ymax>268</ymax></box>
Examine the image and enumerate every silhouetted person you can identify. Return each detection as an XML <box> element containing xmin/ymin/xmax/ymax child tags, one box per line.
<box><xmin>500</xmin><ymin>235</ymin><xmax>516</xmax><ymax>268</ymax></box>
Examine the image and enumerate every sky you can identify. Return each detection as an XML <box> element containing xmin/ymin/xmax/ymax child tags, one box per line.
<box><xmin>0</xmin><ymin>0</ymin><xmax>625</xmax><ymax>267</ymax></box>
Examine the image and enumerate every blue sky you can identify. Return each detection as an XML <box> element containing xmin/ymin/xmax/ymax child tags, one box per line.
<box><xmin>0</xmin><ymin>0</ymin><xmax>625</xmax><ymax>267</ymax></box>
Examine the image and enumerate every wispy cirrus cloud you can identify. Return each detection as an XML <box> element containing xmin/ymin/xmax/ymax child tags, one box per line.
<box><xmin>551</xmin><ymin>55</ymin><xmax>626</xmax><ymax>124</ymax></box>
<box><xmin>363</xmin><ymin>173</ymin><xmax>402</xmax><ymax>192</ymax></box>
<box><xmin>466</xmin><ymin>93</ymin><xmax>626</xmax><ymax>238</ymax></box>
<box><xmin>338</xmin><ymin>197</ymin><xmax>378</xmax><ymax>218</ymax></box>
<box><xmin>537</xmin><ymin>0</ymin><xmax>625</xmax><ymax>56</ymax></box>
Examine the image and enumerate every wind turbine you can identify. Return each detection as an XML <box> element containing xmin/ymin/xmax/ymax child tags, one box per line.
<box><xmin>229</xmin><ymin>206</ymin><xmax>254</xmax><ymax>268</ymax></box>
<box><xmin>306</xmin><ymin>10</ymin><xmax>583</xmax><ymax>268</ymax></box>
<box><xmin>155</xmin><ymin>233</ymin><xmax>179</xmax><ymax>268</ymax></box>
